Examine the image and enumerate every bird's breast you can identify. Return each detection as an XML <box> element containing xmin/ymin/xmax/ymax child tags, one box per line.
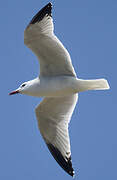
<box><xmin>32</xmin><ymin>76</ymin><xmax>78</xmax><ymax>97</ymax></box>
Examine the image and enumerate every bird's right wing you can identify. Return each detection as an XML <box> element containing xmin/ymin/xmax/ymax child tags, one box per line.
<box><xmin>24</xmin><ymin>3</ymin><xmax>76</xmax><ymax>77</ymax></box>
<box><xmin>35</xmin><ymin>94</ymin><xmax>78</xmax><ymax>177</ymax></box>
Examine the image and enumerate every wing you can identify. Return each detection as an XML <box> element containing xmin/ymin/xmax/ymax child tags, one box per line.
<box><xmin>24</xmin><ymin>3</ymin><xmax>76</xmax><ymax>77</ymax></box>
<box><xmin>35</xmin><ymin>94</ymin><xmax>78</xmax><ymax>177</ymax></box>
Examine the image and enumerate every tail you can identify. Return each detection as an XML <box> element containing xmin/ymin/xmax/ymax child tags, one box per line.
<box><xmin>76</xmin><ymin>78</ymin><xmax>110</xmax><ymax>92</ymax></box>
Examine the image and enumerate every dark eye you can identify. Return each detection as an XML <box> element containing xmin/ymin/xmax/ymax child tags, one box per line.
<box><xmin>21</xmin><ymin>84</ymin><xmax>26</xmax><ymax>87</ymax></box>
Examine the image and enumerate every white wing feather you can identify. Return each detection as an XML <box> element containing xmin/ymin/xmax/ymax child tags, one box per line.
<box><xmin>24</xmin><ymin>6</ymin><xmax>76</xmax><ymax>77</ymax></box>
<box><xmin>35</xmin><ymin>94</ymin><xmax>78</xmax><ymax>176</ymax></box>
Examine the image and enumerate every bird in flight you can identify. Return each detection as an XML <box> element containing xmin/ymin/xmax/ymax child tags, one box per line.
<box><xmin>9</xmin><ymin>2</ymin><xmax>110</xmax><ymax>177</ymax></box>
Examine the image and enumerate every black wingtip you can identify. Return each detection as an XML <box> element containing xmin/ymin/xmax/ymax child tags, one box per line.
<box><xmin>29</xmin><ymin>2</ymin><xmax>52</xmax><ymax>25</ymax></box>
<box><xmin>47</xmin><ymin>143</ymin><xmax>75</xmax><ymax>177</ymax></box>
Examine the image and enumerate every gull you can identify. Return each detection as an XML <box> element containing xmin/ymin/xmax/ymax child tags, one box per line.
<box><xmin>9</xmin><ymin>2</ymin><xmax>110</xmax><ymax>177</ymax></box>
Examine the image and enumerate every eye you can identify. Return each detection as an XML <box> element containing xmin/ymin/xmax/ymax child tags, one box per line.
<box><xmin>21</xmin><ymin>83</ymin><xmax>26</xmax><ymax>87</ymax></box>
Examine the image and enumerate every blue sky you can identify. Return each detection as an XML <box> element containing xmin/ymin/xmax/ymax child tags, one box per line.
<box><xmin>1</xmin><ymin>0</ymin><xmax>116</xmax><ymax>179</ymax></box>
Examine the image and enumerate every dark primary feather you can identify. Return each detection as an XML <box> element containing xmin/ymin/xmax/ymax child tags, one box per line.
<box><xmin>47</xmin><ymin>143</ymin><xmax>75</xmax><ymax>177</ymax></box>
<box><xmin>29</xmin><ymin>2</ymin><xmax>52</xmax><ymax>25</ymax></box>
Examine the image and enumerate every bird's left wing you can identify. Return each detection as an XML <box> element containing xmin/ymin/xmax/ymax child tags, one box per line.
<box><xmin>24</xmin><ymin>3</ymin><xmax>76</xmax><ymax>77</ymax></box>
<box><xmin>35</xmin><ymin>94</ymin><xmax>78</xmax><ymax>177</ymax></box>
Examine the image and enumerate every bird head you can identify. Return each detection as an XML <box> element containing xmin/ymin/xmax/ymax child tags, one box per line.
<box><xmin>9</xmin><ymin>82</ymin><xmax>28</xmax><ymax>95</ymax></box>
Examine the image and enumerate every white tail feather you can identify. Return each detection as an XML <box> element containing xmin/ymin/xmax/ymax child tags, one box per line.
<box><xmin>76</xmin><ymin>78</ymin><xmax>110</xmax><ymax>92</ymax></box>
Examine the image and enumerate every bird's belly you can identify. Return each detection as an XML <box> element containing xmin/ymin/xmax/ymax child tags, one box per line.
<box><xmin>35</xmin><ymin>76</ymin><xmax>78</xmax><ymax>97</ymax></box>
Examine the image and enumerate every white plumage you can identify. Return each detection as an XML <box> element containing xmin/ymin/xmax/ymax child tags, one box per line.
<box><xmin>9</xmin><ymin>2</ymin><xmax>110</xmax><ymax>177</ymax></box>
